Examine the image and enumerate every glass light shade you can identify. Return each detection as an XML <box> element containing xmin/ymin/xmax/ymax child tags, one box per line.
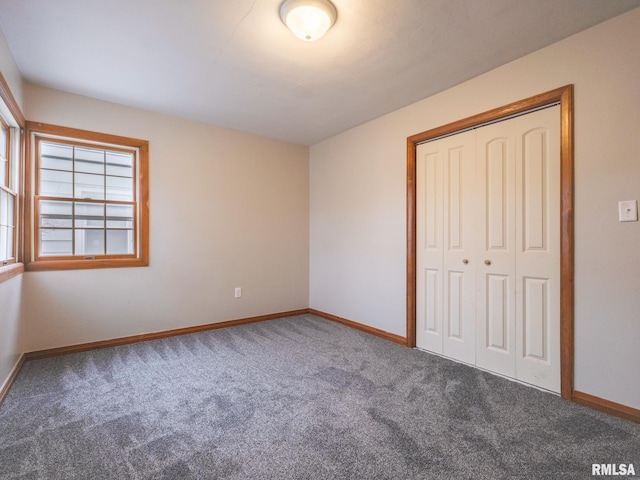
<box><xmin>280</xmin><ymin>0</ymin><xmax>337</xmax><ymax>42</ymax></box>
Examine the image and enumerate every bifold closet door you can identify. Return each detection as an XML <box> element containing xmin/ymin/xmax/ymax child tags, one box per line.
<box><xmin>475</xmin><ymin>106</ymin><xmax>560</xmax><ymax>392</ymax></box>
<box><xmin>514</xmin><ymin>106</ymin><xmax>560</xmax><ymax>392</ymax></box>
<box><xmin>416</xmin><ymin>106</ymin><xmax>560</xmax><ymax>393</ymax></box>
<box><xmin>475</xmin><ymin>119</ymin><xmax>518</xmax><ymax>378</ymax></box>
<box><xmin>416</xmin><ymin>130</ymin><xmax>476</xmax><ymax>364</ymax></box>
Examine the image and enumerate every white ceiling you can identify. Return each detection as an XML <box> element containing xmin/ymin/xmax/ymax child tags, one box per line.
<box><xmin>1</xmin><ymin>0</ymin><xmax>639</xmax><ymax>145</ymax></box>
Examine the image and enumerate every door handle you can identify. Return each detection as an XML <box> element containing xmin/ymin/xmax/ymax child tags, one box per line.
<box><xmin>484</xmin><ymin>259</ymin><xmax>492</xmax><ymax>266</ymax></box>
<box><xmin>463</xmin><ymin>259</ymin><xmax>469</xmax><ymax>264</ymax></box>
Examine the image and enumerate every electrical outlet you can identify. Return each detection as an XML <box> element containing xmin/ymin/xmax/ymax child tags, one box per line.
<box><xmin>619</xmin><ymin>200</ymin><xmax>638</xmax><ymax>222</ymax></box>
<box><xmin>234</xmin><ymin>287</ymin><xmax>242</xmax><ymax>298</ymax></box>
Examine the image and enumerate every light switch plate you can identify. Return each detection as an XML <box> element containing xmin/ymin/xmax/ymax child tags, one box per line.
<box><xmin>619</xmin><ymin>200</ymin><xmax>638</xmax><ymax>222</ymax></box>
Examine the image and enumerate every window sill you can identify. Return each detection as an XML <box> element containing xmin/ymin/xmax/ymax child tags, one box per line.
<box><xmin>25</xmin><ymin>258</ymin><xmax>148</xmax><ymax>272</ymax></box>
<box><xmin>0</xmin><ymin>262</ymin><xmax>24</xmax><ymax>283</ymax></box>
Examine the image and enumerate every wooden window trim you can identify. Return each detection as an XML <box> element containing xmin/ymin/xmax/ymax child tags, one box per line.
<box><xmin>0</xmin><ymin>262</ymin><xmax>23</xmax><ymax>283</ymax></box>
<box><xmin>0</xmin><ymin>71</ymin><xmax>25</xmax><ymax>284</ymax></box>
<box><xmin>25</xmin><ymin>122</ymin><xmax>149</xmax><ymax>271</ymax></box>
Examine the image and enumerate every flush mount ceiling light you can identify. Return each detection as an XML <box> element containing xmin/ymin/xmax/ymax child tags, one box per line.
<box><xmin>280</xmin><ymin>0</ymin><xmax>337</xmax><ymax>42</ymax></box>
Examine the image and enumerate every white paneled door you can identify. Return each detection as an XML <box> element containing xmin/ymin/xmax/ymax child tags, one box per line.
<box><xmin>514</xmin><ymin>107</ymin><xmax>560</xmax><ymax>391</ymax></box>
<box><xmin>475</xmin><ymin>118</ymin><xmax>518</xmax><ymax>379</ymax></box>
<box><xmin>416</xmin><ymin>130</ymin><xmax>476</xmax><ymax>364</ymax></box>
<box><xmin>416</xmin><ymin>106</ymin><xmax>560</xmax><ymax>393</ymax></box>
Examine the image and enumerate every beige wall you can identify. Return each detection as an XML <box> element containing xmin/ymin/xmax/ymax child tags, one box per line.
<box><xmin>310</xmin><ymin>8</ymin><xmax>640</xmax><ymax>409</ymax></box>
<box><xmin>22</xmin><ymin>85</ymin><xmax>309</xmax><ymax>351</ymax></box>
<box><xmin>0</xmin><ymin>28</ymin><xmax>24</xmax><ymax>394</ymax></box>
<box><xmin>0</xmin><ymin>274</ymin><xmax>22</xmax><ymax>394</ymax></box>
<box><xmin>0</xmin><ymin>28</ymin><xmax>23</xmax><ymax>110</ymax></box>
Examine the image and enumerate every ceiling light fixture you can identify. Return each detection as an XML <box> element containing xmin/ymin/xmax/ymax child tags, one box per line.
<box><xmin>280</xmin><ymin>0</ymin><xmax>337</xmax><ymax>42</ymax></box>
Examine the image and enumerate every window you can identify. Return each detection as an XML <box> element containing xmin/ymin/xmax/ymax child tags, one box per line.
<box><xmin>26</xmin><ymin>123</ymin><xmax>148</xmax><ymax>270</ymax></box>
<box><xmin>0</xmin><ymin>118</ymin><xmax>17</xmax><ymax>266</ymax></box>
<box><xmin>0</xmin><ymin>72</ymin><xmax>24</xmax><ymax>283</ymax></box>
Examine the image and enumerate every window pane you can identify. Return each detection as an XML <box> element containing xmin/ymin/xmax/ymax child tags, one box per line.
<box><xmin>75</xmin><ymin>202</ymin><xmax>104</xmax><ymax>228</ymax></box>
<box><xmin>0</xmin><ymin>158</ymin><xmax>6</xmax><ymax>186</ymax></box>
<box><xmin>0</xmin><ymin>191</ymin><xmax>14</xmax><ymax>261</ymax></box>
<box><xmin>1</xmin><ymin>123</ymin><xmax>9</xmax><ymax>188</ymax></box>
<box><xmin>0</xmin><ymin>189</ymin><xmax>7</xmax><ymax>225</ymax></box>
<box><xmin>106</xmin><ymin>175</ymin><xmax>133</xmax><ymax>201</ymax></box>
<box><xmin>40</xmin><ymin>142</ymin><xmax>73</xmax><ymax>171</ymax></box>
<box><xmin>75</xmin><ymin>172</ymin><xmax>104</xmax><ymax>199</ymax></box>
<box><xmin>106</xmin><ymin>151</ymin><xmax>133</xmax><ymax>177</ymax></box>
<box><xmin>0</xmin><ymin>225</ymin><xmax>6</xmax><ymax>260</ymax></box>
<box><xmin>40</xmin><ymin>228</ymin><xmax>72</xmax><ymax>256</ymax></box>
<box><xmin>75</xmin><ymin>229</ymin><xmax>104</xmax><ymax>255</ymax></box>
<box><xmin>40</xmin><ymin>169</ymin><xmax>73</xmax><ymax>197</ymax></box>
<box><xmin>8</xmin><ymin>127</ymin><xmax>20</xmax><ymax>192</ymax></box>
<box><xmin>6</xmin><ymin>193</ymin><xmax>13</xmax><ymax>227</ymax></box>
<box><xmin>0</xmin><ymin>124</ymin><xmax>7</xmax><ymax>160</ymax></box>
<box><xmin>106</xmin><ymin>204</ymin><xmax>133</xmax><ymax>228</ymax></box>
<box><xmin>106</xmin><ymin>229</ymin><xmax>133</xmax><ymax>254</ymax></box>
<box><xmin>6</xmin><ymin>226</ymin><xmax>13</xmax><ymax>258</ymax></box>
<box><xmin>75</xmin><ymin>146</ymin><xmax>104</xmax><ymax>174</ymax></box>
<box><xmin>40</xmin><ymin>200</ymin><xmax>73</xmax><ymax>228</ymax></box>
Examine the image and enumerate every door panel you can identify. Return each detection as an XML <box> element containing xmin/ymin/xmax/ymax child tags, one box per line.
<box><xmin>442</xmin><ymin>131</ymin><xmax>476</xmax><ymax>364</ymax></box>
<box><xmin>522</xmin><ymin>129</ymin><xmax>547</xmax><ymax>250</ymax></box>
<box><xmin>416</xmin><ymin>144</ymin><xmax>443</xmax><ymax>353</ymax></box>
<box><xmin>515</xmin><ymin>106</ymin><xmax>560</xmax><ymax>392</ymax></box>
<box><xmin>475</xmin><ymin>121</ymin><xmax>516</xmax><ymax>377</ymax></box>
<box><xmin>424</xmin><ymin>268</ymin><xmax>440</xmax><ymax>334</ymax></box>
<box><xmin>447</xmin><ymin>271</ymin><xmax>463</xmax><ymax>338</ymax></box>
<box><xmin>486</xmin><ymin>139</ymin><xmax>510</xmax><ymax>250</ymax></box>
<box><xmin>522</xmin><ymin>276</ymin><xmax>548</xmax><ymax>359</ymax></box>
<box><xmin>417</xmin><ymin>131</ymin><xmax>475</xmax><ymax>361</ymax></box>
<box><xmin>487</xmin><ymin>274</ymin><xmax>509</xmax><ymax>351</ymax></box>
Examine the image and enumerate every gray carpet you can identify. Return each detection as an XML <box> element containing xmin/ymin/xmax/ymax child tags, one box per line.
<box><xmin>0</xmin><ymin>314</ymin><xmax>638</xmax><ymax>479</ymax></box>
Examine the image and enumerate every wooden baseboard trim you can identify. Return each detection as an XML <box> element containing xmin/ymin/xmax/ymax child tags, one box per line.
<box><xmin>25</xmin><ymin>309</ymin><xmax>310</xmax><ymax>361</ymax></box>
<box><xmin>0</xmin><ymin>353</ymin><xmax>25</xmax><ymax>408</ymax></box>
<box><xmin>308</xmin><ymin>309</ymin><xmax>407</xmax><ymax>345</ymax></box>
<box><xmin>572</xmin><ymin>390</ymin><xmax>640</xmax><ymax>424</ymax></box>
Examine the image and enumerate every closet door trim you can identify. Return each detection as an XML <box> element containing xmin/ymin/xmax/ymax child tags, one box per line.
<box><xmin>406</xmin><ymin>85</ymin><xmax>574</xmax><ymax>399</ymax></box>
